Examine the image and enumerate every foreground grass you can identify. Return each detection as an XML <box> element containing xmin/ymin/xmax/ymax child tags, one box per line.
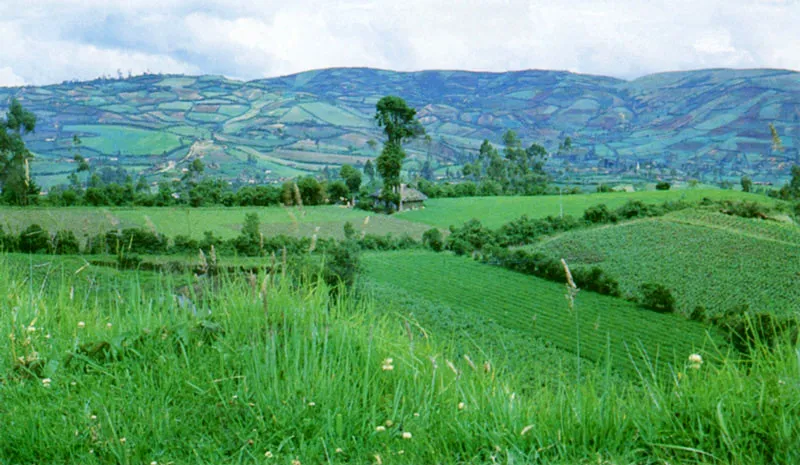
<box><xmin>397</xmin><ymin>189</ymin><xmax>778</xmax><ymax>229</ymax></box>
<box><xmin>1</xmin><ymin>257</ymin><xmax>798</xmax><ymax>464</ymax></box>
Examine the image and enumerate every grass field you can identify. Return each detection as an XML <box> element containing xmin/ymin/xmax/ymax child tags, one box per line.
<box><xmin>64</xmin><ymin>124</ymin><xmax>185</xmax><ymax>156</ymax></box>
<box><xmin>362</xmin><ymin>250</ymin><xmax>723</xmax><ymax>375</ymax></box>
<box><xmin>526</xmin><ymin>210</ymin><xmax>800</xmax><ymax>316</ymax></box>
<box><xmin>2</xmin><ymin>253</ymin><xmax>798</xmax><ymax>464</ymax></box>
<box><xmin>0</xmin><ymin>205</ymin><xmax>430</xmax><ymax>241</ymax></box>
<box><xmin>397</xmin><ymin>189</ymin><xmax>778</xmax><ymax>229</ymax></box>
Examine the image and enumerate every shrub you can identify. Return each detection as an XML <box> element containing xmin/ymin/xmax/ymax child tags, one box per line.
<box><xmin>322</xmin><ymin>240</ymin><xmax>361</xmax><ymax>288</ymax></box>
<box><xmin>639</xmin><ymin>283</ymin><xmax>676</xmax><ymax>313</ymax></box>
<box><xmin>712</xmin><ymin>306</ymin><xmax>799</xmax><ymax>353</ymax></box>
<box><xmin>615</xmin><ymin>200</ymin><xmax>655</xmax><ymax>219</ymax></box>
<box><xmin>422</xmin><ymin>228</ymin><xmax>444</xmax><ymax>252</ymax></box>
<box><xmin>596</xmin><ymin>184</ymin><xmax>614</xmax><ymax>193</ymax></box>
<box><xmin>18</xmin><ymin>225</ymin><xmax>51</xmax><ymax>254</ymax></box>
<box><xmin>446</xmin><ymin>219</ymin><xmax>495</xmax><ymax>255</ymax></box>
<box><xmin>106</xmin><ymin>228</ymin><xmax>168</xmax><ymax>255</ymax></box>
<box><xmin>655</xmin><ymin>181</ymin><xmax>671</xmax><ymax>191</ymax></box>
<box><xmin>343</xmin><ymin>222</ymin><xmax>356</xmax><ymax>240</ymax></box>
<box><xmin>53</xmin><ymin>230</ymin><xmax>80</xmax><ymax>255</ymax></box>
<box><xmin>171</xmin><ymin>235</ymin><xmax>200</xmax><ymax>254</ymax></box>
<box><xmin>583</xmin><ymin>204</ymin><xmax>616</xmax><ymax>224</ymax></box>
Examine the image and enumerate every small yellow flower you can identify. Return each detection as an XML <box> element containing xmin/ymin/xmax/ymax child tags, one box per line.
<box><xmin>307</xmin><ymin>402</ymin><xmax>315</xmax><ymax>407</ymax></box>
<box><xmin>264</xmin><ymin>451</ymin><xmax>273</xmax><ymax>458</ymax></box>
<box><xmin>458</xmin><ymin>402</ymin><xmax>465</xmax><ymax>410</ymax></box>
<box><xmin>375</xmin><ymin>426</ymin><xmax>386</xmax><ymax>432</ymax></box>
<box><xmin>26</xmin><ymin>326</ymin><xmax>36</xmax><ymax>333</ymax></box>
<box><xmin>119</xmin><ymin>437</ymin><xmax>126</xmax><ymax>444</ymax></box>
<box><xmin>335</xmin><ymin>448</ymin><xmax>343</xmax><ymax>454</ymax></box>
<box><xmin>41</xmin><ymin>378</ymin><xmax>51</xmax><ymax>387</ymax></box>
<box><xmin>384</xmin><ymin>420</ymin><xmax>393</xmax><ymax>427</ymax></box>
<box><xmin>77</xmin><ymin>321</ymin><xmax>86</xmax><ymax>329</ymax></box>
<box><xmin>402</xmin><ymin>432</ymin><xmax>412</xmax><ymax>439</ymax></box>
<box><xmin>90</xmin><ymin>415</ymin><xmax>97</xmax><ymax>421</ymax></box>
<box><xmin>106</xmin><ymin>323</ymin><xmax>113</xmax><ymax>329</ymax></box>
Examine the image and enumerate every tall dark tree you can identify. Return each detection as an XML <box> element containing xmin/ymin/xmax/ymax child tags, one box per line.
<box><xmin>363</xmin><ymin>159</ymin><xmax>375</xmax><ymax>183</ymax></box>
<box><xmin>374</xmin><ymin>96</ymin><xmax>423</xmax><ymax>208</ymax></box>
<box><xmin>0</xmin><ymin>99</ymin><xmax>38</xmax><ymax>205</ymax></box>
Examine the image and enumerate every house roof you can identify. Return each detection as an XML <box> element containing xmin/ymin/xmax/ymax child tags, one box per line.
<box><xmin>370</xmin><ymin>184</ymin><xmax>428</xmax><ymax>202</ymax></box>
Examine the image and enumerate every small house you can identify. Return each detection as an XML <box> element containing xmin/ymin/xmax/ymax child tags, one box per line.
<box><xmin>370</xmin><ymin>184</ymin><xmax>428</xmax><ymax>212</ymax></box>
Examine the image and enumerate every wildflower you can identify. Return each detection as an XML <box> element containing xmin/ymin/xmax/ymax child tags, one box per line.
<box><xmin>307</xmin><ymin>402</ymin><xmax>315</xmax><ymax>407</ymax></box>
<box><xmin>458</xmin><ymin>402</ymin><xmax>466</xmax><ymax>410</ymax></box>
<box><xmin>151</xmin><ymin>462</ymin><xmax>158</xmax><ymax>465</ymax></box>
<box><xmin>381</xmin><ymin>357</ymin><xmax>394</xmax><ymax>371</ymax></box>
<box><xmin>77</xmin><ymin>321</ymin><xmax>86</xmax><ymax>329</ymax></box>
<box><xmin>90</xmin><ymin>415</ymin><xmax>97</xmax><ymax>421</ymax></box>
<box><xmin>398</xmin><ymin>450</ymin><xmax>404</xmax><ymax>455</ymax></box>
<box><xmin>413</xmin><ymin>412</ymin><xmax>420</xmax><ymax>417</ymax></box>
<box><xmin>520</xmin><ymin>425</ymin><xmax>534</xmax><ymax>436</ymax></box>
<box><xmin>373</xmin><ymin>454</ymin><xmax>382</xmax><ymax>465</ymax></box>
<box><xmin>291</xmin><ymin>459</ymin><xmax>301</xmax><ymax>465</ymax></box>
<box><xmin>688</xmin><ymin>353</ymin><xmax>703</xmax><ymax>369</ymax></box>
<box><xmin>26</xmin><ymin>325</ymin><xmax>36</xmax><ymax>333</ymax></box>
<box><xmin>106</xmin><ymin>323</ymin><xmax>112</xmax><ymax>329</ymax></box>
<box><xmin>264</xmin><ymin>451</ymin><xmax>273</xmax><ymax>458</ymax></box>
<box><xmin>375</xmin><ymin>426</ymin><xmax>386</xmax><ymax>432</ymax></box>
<box><xmin>385</xmin><ymin>420</ymin><xmax>393</xmax><ymax>427</ymax></box>
<box><xmin>335</xmin><ymin>448</ymin><xmax>343</xmax><ymax>454</ymax></box>
<box><xmin>402</xmin><ymin>432</ymin><xmax>412</xmax><ymax>439</ymax></box>
<box><xmin>41</xmin><ymin>378</ymin><xmax>51</xmax><ymax>387</ymax></box>
<box><xmin>119</xmin><ymin>437</ymin><xmax>127</xmax><ymax>444</ymax></box>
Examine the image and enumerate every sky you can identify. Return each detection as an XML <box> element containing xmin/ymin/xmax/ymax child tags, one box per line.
<box><xmin>0</xmin><ymin>0</ymin><xmax>799</xmax><ymax>87</ymax></box>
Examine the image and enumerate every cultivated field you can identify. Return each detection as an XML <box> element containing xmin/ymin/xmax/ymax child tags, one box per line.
<box><xmin>527</xmin><ymin>210</ymin><xmax>800</xmax><ymax>316</ymax></box>
<box><xmin>0</xmin><ymin>205</ymin><xmax>430</xmax><ymax>240</ymax></box>
<box><xmin>397</xmin><ymin>189</ymin><xmax>777</xmax><ymax>229</ymax></box>
<box><xmin>362</xmin><ymin>250</ymin><xmax>723</xmax><ymax>374</ymax></box>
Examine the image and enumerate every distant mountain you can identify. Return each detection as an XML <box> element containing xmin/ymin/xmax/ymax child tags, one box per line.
<box><xmin>1</xmin><ymin>67</ymin><xmax>798</xmax><ymax>186</ymax></box>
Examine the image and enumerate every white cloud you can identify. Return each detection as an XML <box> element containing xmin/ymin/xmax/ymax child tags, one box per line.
<box><xmin>0</xmin><ymin>0</ymin><xmax>798</xmax><ymax>86</ymax></box>
<box><xmin>0</xmin><ymin>66</ymin><xmax>26</xmax><ymax>87</ymax></box>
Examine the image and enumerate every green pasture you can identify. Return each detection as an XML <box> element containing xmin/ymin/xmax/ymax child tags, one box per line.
<box><xmin>363</xmin><ymin>251</ymin><xmax>722</xmax><ymax>374</ymax></box>
<box><xmin>64</xmin><ymin>124</ymin><xmax>184</xmax><ymax>156</ymax></box>
<box><xmin>397</xmin><ymin>189</ymin><xmax>776</xmax><ymax>229</ymax></box>
<box><xmin>526</xmin><ymin>210</ymin><xmax>800</xmax><ymax>316</ymax></box>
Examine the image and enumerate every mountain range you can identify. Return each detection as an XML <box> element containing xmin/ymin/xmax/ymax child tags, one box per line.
<box><xmin>1</xmin><ymin>67</ymin><xmax>798</xmax><ymax>187</ymax></box>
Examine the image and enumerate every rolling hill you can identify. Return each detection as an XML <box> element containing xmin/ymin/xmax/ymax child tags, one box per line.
<box><xmin>1</xmin><ymin>67</ymin><xmax>798</xmax><ymax>187</ymax></box>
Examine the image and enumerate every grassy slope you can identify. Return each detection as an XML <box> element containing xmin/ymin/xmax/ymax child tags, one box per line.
<box><xmin>397</xmin><ymin>189</ymin><xmax>776</xmax><ymax>229</ymax></box>
<box><xmin>0</xmin><ymin>205</ymin><xmax>429</xmax><ymax>240</ymax></box>
<box><xmin>2</xmin><ymin>254</ymin><xmax>798</xmax><ymax>464</ymax></box>
<box><xmin>527</xmin><ymin>209</ymin><xmax>800</xmax><ymax>316</ymax></box>
<box><xmin>362</xmin><ymin>250</ymin><xmax>722</xmax><ymax>375</ymax></box>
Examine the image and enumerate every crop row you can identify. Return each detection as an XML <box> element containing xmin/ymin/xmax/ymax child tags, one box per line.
<box><xmin>363</xmin><ymin>251</ymin><xmax>720</xmax><ymax>374</ymax></box>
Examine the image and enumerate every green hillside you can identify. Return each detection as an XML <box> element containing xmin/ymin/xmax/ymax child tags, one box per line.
<box><xmin>3</xmin><ymin>68</ymin><xmax>799</xmax><ymax>187</ymax></box>
<box><xmin>526</xmin><ymin>209</ymin><xmax>800</xmax><ymax>315</ymax></box>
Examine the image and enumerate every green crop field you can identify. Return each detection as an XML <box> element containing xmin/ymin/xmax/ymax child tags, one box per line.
<box><xmin>527</xmin><ymin>210</ymin><xmax>800</xmax><ymax>316</ymax></box>
<box><xmin>64</xmin><ymin>124</ymin><xmax>185</xmax><ymax>156</ymax></box>
<box><xmin>363</xmin><ymin>251</ymin><xmax>722</xmax><ymax>374</ymax></box>
<box><xmin>0</xmin><ymin>205</ymin><xmax>430</xmax><ymax>241</ymax></box>
<box><xmin>397</xmin><ymin>189</ymin><xmax>776</xmax><ymax>229</ymax></box>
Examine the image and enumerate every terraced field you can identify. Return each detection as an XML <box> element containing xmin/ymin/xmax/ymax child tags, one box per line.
<box><xmin>0</xmin><ymin>206</ymin><xmax>429</xmax><ymax>240</ymax></box>
<box><xmin>527</xmin><ymin>210</ymin><xmax>800</xmax><ymax>316</ymax></box>
<box><xmin>363</xmin><ymin>251</ymin><xmax>722</xmax><ymax>374</ymax></box>
<box><xmin>398</xmin><ymin>189</ymin><xmax>776</xmax><ymax>229</ymax></box>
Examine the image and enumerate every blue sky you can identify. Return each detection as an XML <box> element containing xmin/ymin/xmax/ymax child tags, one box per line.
<box><xmin>1</xmin><ymin>0</ymin><xmax>798</xmax><ymax>86</ymax></box>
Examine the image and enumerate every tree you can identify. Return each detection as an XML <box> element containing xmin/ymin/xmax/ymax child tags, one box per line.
<box><xmin>769</xmin><ymin>123</ymin><xmax>784</xmax><ymax>152</ymax></box>
<box><xmin>339</xmin><ymin>164</ymin><xmax>362</xmax><ymax>194</ymax></box>
<box><xmin>741</xmin><ymin>175</ymin><xmax>753</xmax><ymax>193</ymax></box>
<box><xmin>0</xmin><ymin>99</ymin><xmax>38</xmax><ymax>205</ymax></box>
<box><xmin>363</xmin><ymin>159</ymin><xmax>375</xmax><ymax>183</ymax></box>
<box><xmin>374</xmin><ymin>96</ymin><xmax>423</xmax><ymax>209</ymax></box>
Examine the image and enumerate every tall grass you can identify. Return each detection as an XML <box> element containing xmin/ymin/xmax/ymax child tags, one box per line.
<box><xmin>0</xmin><ymin>256</ymin><xmax>798</xmax><ymax>464</ymax></box>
